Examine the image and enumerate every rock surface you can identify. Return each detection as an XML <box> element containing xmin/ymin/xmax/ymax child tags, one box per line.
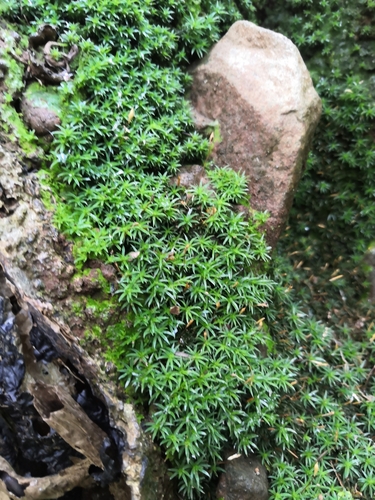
<box><xmin>189</xmin><ymin>20</ymin><xmax>322</xmax><ymax>247</ymax></box>
<box><xmin>216</xmin><ymin>453</ymin><xmax>269</xmax><ymax>500</ymax></box>
<box><xmin>21</xmin><ymin>82</ymin><xmax>62</xmax><ymax>137</ymax></box>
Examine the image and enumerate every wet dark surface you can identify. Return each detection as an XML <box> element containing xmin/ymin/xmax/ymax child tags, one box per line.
<box><xmin>0</xmin><ymin>294</ymin><xmax>83</xmax><ymax>476</ymax></box>
<box><xmin>30</xmin><ymin>324</ymin><xmax>59</xmax><ymax>362</ymax></box>
<box><xmin>0</xmin><ymin>289</ymin><xmax>124</xmax><ymax>497</ymax></box>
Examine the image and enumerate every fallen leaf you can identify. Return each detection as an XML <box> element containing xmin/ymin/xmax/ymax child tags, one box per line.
<box><xmin>207</xmin><ymin>207</ymin><xmax>217</xmax><ymax>215</ymax></box>
<box><xmin>166</xmin><ymin>252</ymin><xmax>175</xmax><ymax>261</ymax></box>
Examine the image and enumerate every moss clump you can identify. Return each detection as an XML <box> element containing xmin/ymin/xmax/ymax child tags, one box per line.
<box><xmin>3</xmin><ymin>1</ymin><xmax>375</xmax><ymax>499</ymax></box>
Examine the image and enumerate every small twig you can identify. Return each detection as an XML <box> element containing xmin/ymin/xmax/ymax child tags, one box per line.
<box><xmin>363</xmin><ymin>364</ymin><xmax>375</xmax><ymax>390</ymax></box>
<box><xmin>316</xmin><ymin>450</ymin><xmax>328</xmax><ymax>462</ymax></box>
<box><xmin>330</xmin><ymin>461</ymin><xmax>345</xmax><ymax>489</ymax></box>
<box><xmin>287</xmin><ymin>448</ymin><xmax>299</xmax><ymax>459</ymax></box>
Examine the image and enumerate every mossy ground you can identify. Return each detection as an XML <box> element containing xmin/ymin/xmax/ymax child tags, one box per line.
<box><xmin>1</xmin><ymin>1</ymin><xmax>375</xmax><ymax>499</ymax></box>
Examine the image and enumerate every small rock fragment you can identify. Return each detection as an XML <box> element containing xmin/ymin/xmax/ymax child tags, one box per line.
<box><xmin>21</xmin><ymin>82</ymin><xmax>62</xmax><ymax>137</ymax></box>
<box><xmin>216</xmin><ymin>452</ymin><xmax>269</xmax><ymax>500</ymax></box>
<box><xmin>170</xmin><ymin>164</ymin><xmax>210</xmax><ymax>188</ymax></box>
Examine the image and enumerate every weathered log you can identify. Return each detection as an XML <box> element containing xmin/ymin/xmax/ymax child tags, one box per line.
<box><xmin>0</xmin><ymin>23</ymin><xmax>174</xmax><ymax>498</ymax></box>
<box><xmin>0</xmin><ymin>255</ymin><xmax>173</xmax><ymax>500</ymax></box>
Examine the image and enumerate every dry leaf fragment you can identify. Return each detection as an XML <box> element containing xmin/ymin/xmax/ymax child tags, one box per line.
<box><xmin>128</xmin><ymin>107</ymin><xmax>135</xmax><ymax>123</ymax></box>
<box><xmin>313</xmin><ymin>462</ymin><xmax>319</xmax><ymax>476</ymax></box>
<box><xmin>128</xmin><ymin>251</ymin><xmax>140</xmax><ymax>261</ymax></box>
<box><xmin>170</xmin><ymin>306</ymin><xmax>180</xmax><ymax>316</ymax></box>
<box><xmin>186</xmin><ymin>319</ymin><xmax>194</xmax><ymax>328</ymax></box>
<box><xmin>256</xmin><ymin>317</ymin><xmax>265</xmax><ymax>327</ymax></box>
<box><xmin>311</xmin><ymin>360</ymin><xmax>329</xmax><ymax>367</ymax></box>
<box><xmin>227</xmin><ymin>453</ymin><xmax>241</xmax><ymax>461</ymax></box>
<box><xmin>329</xmin><ymin>274</ymin><xmax>343</xmax><ymax>282</ymax></box>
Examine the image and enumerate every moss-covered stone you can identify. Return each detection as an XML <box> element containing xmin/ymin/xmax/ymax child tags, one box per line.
<box><xmin>0</xmin><ymin>24</ymin><xmax>40</xmax><ymax>156</ymax></box>
<box><xmin>21</xmin><ymin>82</ymin><xmax>64</xmax><ymax>137</ymax></box>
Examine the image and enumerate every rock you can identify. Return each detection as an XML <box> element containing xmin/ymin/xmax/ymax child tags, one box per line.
<box><xmin>0</xmin><ymin>60</ymin><xmax>9</xmax><ymax>80</ymax></box>
<box><xmin>170</xmin><ymin>164</ymin><xmax>210</xmax><ymax>188</ymax></box>
<box><xmin>216</xmin><ymin>452</ymin><xmax>269</xmax><ymax>500</ymax></box>
<box><xmin>21</xmin><ymin>82</ymin><xmax>62</xmax><ymax>137</ymax></box>
<box><xmin>189</xmin><ymin>20</ymin><xmax>322</xmax><ymax>247</ymax></box>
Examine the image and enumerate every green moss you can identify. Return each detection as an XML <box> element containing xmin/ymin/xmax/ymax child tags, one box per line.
<box><xmin>24</xmin><ymin>82</ymin><xmax>64</xmax><ymax>117</ymax></box>
<box><xmin>85</xmin><ymin>297</ymin><xmax>115</xmax><ymax>321</ymax></box>
<box><xmin>38</xmin><ymin>188</ymin><xmax>55</xmax><ymax>212</ymax></box>
<box><xmin>0</xmin><ymin>26</ymin><xmax>39</xmax><ymax>155</ymax></box>
<box><xmin>206</xmin><ymin>120</ymin><xmax>222</xmax><ymax>144</ymax></box>
<box><xmin>0</xmin><ymin>1</ymin><xmax>17</xmax><ymax>15</ymax></box>
<box><xmin>2</xmin><ymin>56</ymin><xmax>23</xmax><ymax>96</ymax></box>
<box><xmin>71</xmin><ymin>300</ymin><xmax>85</xmax><ymax>318</ymax></box>
<box><xmin>70</xmin><ymin>268</ymin><xmax>112</xmax><ymax>295</ymax></box>
<box><xmin>83</xmin><ymin>324</ymin><xmax>103</xmax><ymax>342</ymax></box>
<box><xmin>0</xmin><ymin>104</ymin><xmax>38</xmax><ymax>155</ymax></box>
